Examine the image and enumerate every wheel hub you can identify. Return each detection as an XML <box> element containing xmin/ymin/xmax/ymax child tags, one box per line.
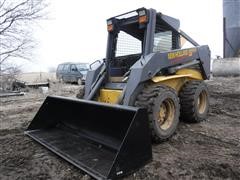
<box><xmin>158</xmin><ymin>98</ymin><xmax>175</xmax><ymax>130</ymax></box>
<box><xmin>197</xmin><ymin>90</ymin><xmax>207</xmax><ymax>114</ymax></box>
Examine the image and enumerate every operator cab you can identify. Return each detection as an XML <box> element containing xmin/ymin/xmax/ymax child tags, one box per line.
<box><xmin>106</xmin><ymin>8</ymin><xmax>181</xmax><ymax>81</ymax></box>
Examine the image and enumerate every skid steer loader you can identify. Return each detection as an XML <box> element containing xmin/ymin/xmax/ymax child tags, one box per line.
<box><xmin>25</xmin><ymin>8</ymin><xmax>210</xmax><ymax>179</ymax></box>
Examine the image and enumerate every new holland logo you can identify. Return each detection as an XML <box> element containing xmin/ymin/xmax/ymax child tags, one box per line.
<box><xmin>168</xmin><ymin>48</ymin><xmax>197</xmax><ymax>60</ymax></box>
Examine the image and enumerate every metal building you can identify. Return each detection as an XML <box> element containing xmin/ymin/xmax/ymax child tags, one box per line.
<box><xmin>223</xmin><ymin>0</ymin><xmax>240</xmax><ymax>57</ymax></box>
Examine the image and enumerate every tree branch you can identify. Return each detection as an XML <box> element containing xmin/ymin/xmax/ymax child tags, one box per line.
<box><xmin>0</xmin><ymin>0</ymin><xmax>28</xmax><ymax>18</ymax></box>
<box><xmin>0</xmin><ymin>0</ymin><xmax>48</xmax><ymax>66</ymax></box>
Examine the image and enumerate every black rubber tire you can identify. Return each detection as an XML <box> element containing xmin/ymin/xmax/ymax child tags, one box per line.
<box><xmin>58</xmin><ymin>77</ymin><xmax>63</xmax><ymax>83</ymax></box>
<box><xmin>179</xmin><ymin>80</ymin><xmax>209</xmax><ymax>123</ymax></box>
<box><xmin>135</xmin><ymin>84</ymin><xmax>180</xmax><ymax>143</ymax></box>
<box><xmin>76</xmin><ymin>87</ymin><xmax>85</xmax><ymax>99</ymax></box>
<box><xmin>77</xmin><ymin>78</ymin><xmax>82</xmax><ymax>85</ymax></box>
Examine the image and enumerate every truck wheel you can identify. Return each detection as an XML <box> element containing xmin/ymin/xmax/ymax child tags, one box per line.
<box><xmin>76</xmin><ymin>87</ymin><xmax>85</xmax><ymax>99</ymax></box>
<box><xmin>58</xmin><ymin>77</ymin><xmax>63</xmax><ymax>83</ymax></box>
<box><xmin>179</xmin><ymin>80</ymin><xmax>209</xmax><ymax>123</ymax></box>
<box><xmin>135</xmin><ymin>85</ymin><xmax>180</xmax><ymax>143</ymax></box>
<box><xmin>77</xmin><ymin>78</ymin><xmax>82</xmax><ymax>85</ymax></box>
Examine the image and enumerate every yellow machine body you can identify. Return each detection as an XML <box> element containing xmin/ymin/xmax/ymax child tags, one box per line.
<box><xmin>98</xmin><ymin>89</ymin><xmax>123</xmax><ymax>104</ymax></box>
<box><xmin>98</xmin><ymin>68</ymin><xmax>203</xmax><ymax>104</ymax></box>
<box><xmin>152</xmin><ymin>68</ymin><xmax>203</xmax><ymax>93</ymax></box>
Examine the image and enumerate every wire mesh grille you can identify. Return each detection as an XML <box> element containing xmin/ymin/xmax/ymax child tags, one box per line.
<box><xmin>116</xmin><ymin>31</ymin><xmax>142</xmax><ymax>57</ymax></box>
<box><xmin>153</xmin><ymin>20</ymin><xmax>179</xmax><ymax>52</ymax></box>
<box><xmin>153</xmin><ymin>31</ymin><xmax>172</xmax><ymax>52</ymax></box>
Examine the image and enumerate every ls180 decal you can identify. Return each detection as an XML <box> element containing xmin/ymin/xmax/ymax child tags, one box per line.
<box><xmin>168</xmin><ymin>48</ymin><xmax>197</xmax><ymax>60</ymax></box>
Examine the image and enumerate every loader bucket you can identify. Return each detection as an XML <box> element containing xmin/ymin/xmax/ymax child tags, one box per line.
<box><xmin>25</xmin><ymin>96</ymin><xmax>152</xmax><ymax>179</ymax></box>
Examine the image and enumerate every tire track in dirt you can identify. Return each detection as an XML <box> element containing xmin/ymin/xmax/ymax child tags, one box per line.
<box><xmin>0</xmin><ymin>79</ymin><xmax>240</xmax><ymax>179</ymax></box>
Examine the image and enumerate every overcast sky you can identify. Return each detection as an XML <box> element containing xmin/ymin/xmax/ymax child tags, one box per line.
<box><xmin>26</xmin><ymin>0</ymin><xmax>222</xmax><ymax>72</ymax></box>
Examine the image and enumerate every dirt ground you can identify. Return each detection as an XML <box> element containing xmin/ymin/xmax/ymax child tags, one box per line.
<box><xmin>0</xmin><ymin>77</ymin><xmax>240</xmax><ymax>180</ymax></box>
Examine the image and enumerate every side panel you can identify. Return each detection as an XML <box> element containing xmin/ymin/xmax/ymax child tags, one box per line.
<box><xmin>176</xmin><ymin>68</ymin><xmax>203</xmax><ymax>79</ymax></box>
<box><xmin>198</xmin><ymin>46</ymin><xmax>211</xmax><ymax>79</ymax></box>
<box><xmin>98</xmin><ymin>89</ymin><xmax>123</xmax><ymax>104</ymax></box>
<box><xmin>151</xmin><ymin>69</ymin><xmax>203</xmax><ymax>93</ymax></box>
<box><xmin>123</xmin><ymin>46</ymin><xmax>210</xmax><ymax>105</ymax></box>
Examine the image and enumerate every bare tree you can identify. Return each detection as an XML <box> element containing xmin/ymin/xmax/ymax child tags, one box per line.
<box><xmin>0</xmin><ymin>62</ymin><xmax>22</xmax><ymax>91</ymax></box>
<box><xmin>0</xmin><ymin>0</ymin><xmax>48</xmax><ymax>69</ymax></box>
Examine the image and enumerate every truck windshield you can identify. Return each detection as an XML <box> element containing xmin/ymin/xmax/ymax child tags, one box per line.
<box><xmin>80</xmin><ymin>70</ymin><xmax>88</xmax><ymax>74</ymax></box>
<box><xmin>76</xmin><ymin>64</ymin><xmax>88</xmax><ymax>70</ymax></box>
